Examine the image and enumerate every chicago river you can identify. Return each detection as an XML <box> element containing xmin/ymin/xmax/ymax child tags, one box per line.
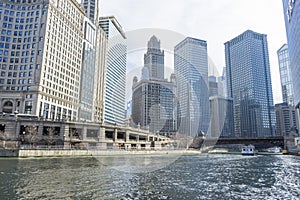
<box><xmin>0</xmin><ymin>154</ymin><xmax>299</xmax><ymax>199</ymax></box>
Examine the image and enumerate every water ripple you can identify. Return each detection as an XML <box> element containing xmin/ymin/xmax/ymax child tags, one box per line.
<box><xmin>0</xmin><ymin>155</ymin><xmax>299</xmax><ymax>199</ymax></box>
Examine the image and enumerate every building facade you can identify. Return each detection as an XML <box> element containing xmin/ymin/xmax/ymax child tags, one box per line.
<box><xmin>81</xmin><ymin>0</ymin><xmax>99</xmax><ymax>23</ymax></box>
<box><xmin>144</xmin><ymin>36</ymin><xmax>164</xmax><ymax>80</ymax></box>
<box><xmin>275</xmin><ymin>102</ymin><xmax>298</xmax><ymax>136</ymax></box>
<box><xmin>282</xmin><ymin>0</ymin><xmax>300</xmax><ymax>126</ymax></box>
<box><xmin>174</xmin><ymin>37</ymin><xmax>209</xmax><ymax>136</ymax></box>
<box><xmin>99</xmin><ymin>16</ymin><xmax>127</xmax><ymax>125</ymax></box>
<box><xmin>208</xmin><ymin>75</ymin><xmax>234</xmax><ymax>138</ymax></box>
<box><xmin>225</xmin><ymin>30</ymin><xmax>275</xmax><ymax>137</ymax></box>
<box><xmin>131</xmin><ymin>36</ymin><xmax>177</xmax><ymax>136</ymax></box>
<box><xmin>0</xmin><ymin>0</ymin><xmax>85</xmax><ymax>121</ymax></box>
<box><xmin>209</xmin><ymin>96</ymin><xmax>234</xmax><ymax>138</ymax></box>
<box><xmin>277</xmin><ymin>44</ymin><xmax>294</xmax><ymax>106</ymax></box>
<box><xmin>78</xmin><ymin>17</ymin><xmax>97</xmax><ymax>121</ymax></box>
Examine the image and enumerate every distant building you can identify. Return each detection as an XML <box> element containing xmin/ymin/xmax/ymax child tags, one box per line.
<box><xmin>208</xmin><ymin>76</ymin><xmax>234</xmax><ymax>138</ymax></box>
<box><xmin>225</xmin><ymin>30</ymin><xmax>275</xmax><ymax>137</ymax></box>
<box><xmin>99</xmin><ymin>16</ymin><xmax>127</xmax><ymax>125</ymax></box>
<box><xmin>277</xmin><ymin>44</ymin><xmax>294</xmax><ymax>106</ymax></box>
<box><xmin>132</xmin><ymin>36</ymin><xmax>177</xmax><ymax>136</ymax></box>
<box><xmin>174</xmin><ymin>37</ymin><xmax>209</xmax><ymax>136</ymax></box>
<box><xmin>282</xmin><ymin>0</ymin><xmax>300</xmax><ymax>114</ymax></box>
<box><xmin>275</xmin><ymin>102</ymin><xmax>298</xmax><ymax>136</ymax></box>
<box><xmin>218</xmin><ymin>67</ymin><xmax>227</xmax><ymax>98</ymax></box>
<box><xmin>0</xmin><ymin>0</ymin><xmax>86</xmax><ymax>120</ymax></box>
<box><xmin>209</xmin><ymin>96</ymin><xmax>234</xmax><ymax>138</ymax></box>
<box><xmin>144</xmin><ymin>36</ymin><xmax>164</xmax><ymax>80</ymax></box>
<box><xmin>81</xmin><ymin>0</ymin><xmax>99</xmax><ymax>23</ymax></box>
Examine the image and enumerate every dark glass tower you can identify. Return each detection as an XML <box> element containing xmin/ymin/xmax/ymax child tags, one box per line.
<box><xmin>225</xmin><ymin>30</ymin><xmax>275</xmax><ymax>137</ymax></box>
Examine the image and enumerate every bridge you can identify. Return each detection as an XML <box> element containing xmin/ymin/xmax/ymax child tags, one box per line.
<box><xmin>0</xmin><ymin>116</ymin><xmax>172</xmax><ymax>150</ymax></box>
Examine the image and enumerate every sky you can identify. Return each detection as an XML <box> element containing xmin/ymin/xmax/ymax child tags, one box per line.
<box><xmin>99</xmin><ymin>0</ymin><xmax>287</xmax><ymax>104</ymax></box>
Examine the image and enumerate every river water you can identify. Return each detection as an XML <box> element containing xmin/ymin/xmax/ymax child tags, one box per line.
<box><xmin>0</xmin><ymin>154</ymin><xmax>299</xmax><ymax>199</ymax></box>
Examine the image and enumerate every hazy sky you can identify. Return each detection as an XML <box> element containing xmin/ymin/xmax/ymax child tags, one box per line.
<box><xmin>99</xmin><ymin>0</ymin><xmax>287</xmax><ymax>103</ymax></box>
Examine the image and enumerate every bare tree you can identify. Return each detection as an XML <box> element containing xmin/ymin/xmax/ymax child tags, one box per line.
<box><xmin>45</xmin><ymin>127</ymin><xmax>58</xmax><ymax>146</ymax></box>
<box><xmin>24</xmin><ymin>126</ymin><xmax>39</xmax><ymax>146</ymax></box>
<box><xmin>0</xmin><ymin>130</ymin><xmax>9</xmax><ymax>141</ymax></box>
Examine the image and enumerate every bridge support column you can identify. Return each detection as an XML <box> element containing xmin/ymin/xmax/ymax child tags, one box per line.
<box><xmin>113</xmin><ymin>129</ymin><xmax>117</xmax><ymax>142</ymax></box>
<box><xmin>125</xmin><ymin>131</ymin><xmax>129</xmax><ymax>142</ymax></box>
<box><xmin>38</xmin><ymin>122</ymin><xmax>43</xmax><ymax>137</ymax></box>
<box><xmin>97</xmin><ymin>127</ymin><xmax>106</xmax><ymax>149</ymax></box>
<box><xmin>82</xmin><ymin>126</ymin><xmax>87</xmax><ymax>141</ymax></box>
<box><xmin>98</xmin><ymin>127</ymin><xmax>105</xmax><ymax>142</ymax></box>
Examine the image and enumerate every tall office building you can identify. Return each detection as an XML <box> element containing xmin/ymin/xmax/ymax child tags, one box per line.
<box><xmin>78</xmin><ymin>17</ymin><xmax>97</xmax><ymax>121</ymax></box>
<box><xmin>277</xmin><ymin>44</ymin><xmax>294</xmax><ymax>106</ymax></box>
<box><xmin>225</xmin><ymin>30</ymin><xmax>275</xmax><ymax>137</ymax></box>
<box><xmin>132</xmin><ymin>36</ymin><xmax>177</xmax><ymax>136</ymax></box>
<box><xmin>174</xmin><ymin>37</ymin><xmax>209</xmax><ymax>136</ymax></box>
<box><xmin>99</xmin><ymin>16</ymin><xmax>126</xmax><ymax>125</ymax></box>
<box><xmin>282</xmin><ymin>0</ymin><xmax>300</xmax><ymax>119</ymax></box>
<box><xmin>81</xmin><ymin>0</ymin><xmax>99</xmax><ymax>23</ymax></box>
<box><xmin>93</xmin><ymin>23</ymin><xmax>108</xmax><ymax>123</ymax></box>
<box><xmin>275</xmin><ymin>102</ymin><xmax>298</xmax><ymax>136</ymax></box>
<box><xmin>0</xmin><ymin>0</ymin><xmax>86</xmax><ymax>120</ymax></box>
<box><xmin>208</xmin><ymin>75</ymin><xmax>234</xmax><ymax>138</ymax></box>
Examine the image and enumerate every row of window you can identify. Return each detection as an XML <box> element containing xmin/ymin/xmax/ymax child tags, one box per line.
<box><xmin>0</xmin><ymin>3</ymin><xmax>46</xmax><ymax>11</ymax></box>
<box><xmin>0</xmin><ymin>57</ymin><xmax>36</xmax><ymax>63</ymax></box>
<box><xmin>2</xmin><ymin>16</ymin><xmax>41</xmax><ymax>23</ymax></box>
<box><xmin>0</xmin><ymin>78</ymin><xmax>33</xmax><ymax>84</ymax></box>
<box><xmin>1</xmin><ymin>64</ymin><xmax>39</xmax><ymax>70</ymax></box>
<box><xmin>0</xmin><ymin>36</ymin><xmax>43</xmax><ymax>45</ymax></box>
<box><xmin>1</xmin><ymin>10</ymin><xmax>41</xmax><ymax>17</ymax></box>
<box><xmin>0</xmin><ymin>86</ymin><xmax>30</xmax><ymax>91</ymax></box>
<box><xmin>1</xmin><ymin>29</ymin><xmax>40</xmax><ymax>36</ymax></box>
<box><xmin>0</xmin><ymin>71</ymin><xmax>33</xmax><ymax>77</ymax></box>
<box><xmin>2</xmin><ymin>23</ymin><xmax>44</xmax><ymax>30</ymax></box>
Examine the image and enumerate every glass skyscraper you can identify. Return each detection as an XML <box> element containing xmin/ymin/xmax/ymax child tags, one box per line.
<box><xmin>99</xmin><ymin>16</ymin><xmax>127</xmax><ymax>125</ymax></box>
<box><xmin>174</xmin><ymin>37</ymin><xmax>209</xmax><ymax>136</ymax></box>
<box><xmin>282</xmin><ymin>0</ymin><xmax>300</xmax><ymax>121</ymax></box>
<box><xmin>225</xmin><ymin>30</ymin><xmax>275</xmax><ymax>137</ymax></box>
<box><xmin>277</xmin><ymin>44</ymin><xmax>294</xmax><ymax>106</ymax></box>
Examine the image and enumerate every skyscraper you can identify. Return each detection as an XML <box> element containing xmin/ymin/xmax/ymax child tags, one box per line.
<box><xmin>208</xmin><ymin>75</ymin><xmax>234</xmax><ymax>138</ymax></box>
<box><xmin>132</xmin><ymin>36</ymin><xmax>177</xmax><ymax>136</ymax></box>
<box><xmin>275</xmin><ymin>102</ymin><xmax>298</xmax><ymax>136</ymax></box>
<box><xmin>282</xmin><ymin>0</ymin><xmax>300</xmax><ymax>118</ymax></box>
<box><xmin>174</xmin><ymin>37</ymin><xmax>209</xmax><ymax>136</ymax></box>
<box><xmin>94</xmin><ymin>25</ymin><xmax>108</xmax><ymax>123</ymax></box>
<box><xmin>277</xmin><ymin>44</ymin><xmax>294</xmax><ymax>106</ymax></box>
<box><xmin>225</xmin><ymin>30</ymin><xmax>275</xmax><ymax>137</ymax></box>
<box><xmin>81</xmin><ymin>0</ymin><xmax>99</xmax><ymax>23</ymax></box>
<box><xmin>99</xmin><ymin>16</ymin><xmax>127</xmax><ymax>125</ymax></box>
<box><xmin>79</xmin><ymin>17</ymin><xmax>97</xmax><ymax>121</ymax></box>
<box><xmin>0</xmin><ymin>0</ymin><xmax>86</xmax><ymax>120</ymax></box>
<box><xmin>144</xmin><ymin>36</ymin><xmax>164</xmax><ymax>80</ymax></box>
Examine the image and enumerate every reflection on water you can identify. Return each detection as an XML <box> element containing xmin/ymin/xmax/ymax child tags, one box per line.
<box><xmin>0</xmin><ymin>155</ymin><xmax>299</xmax><ymax>199</ymax></box>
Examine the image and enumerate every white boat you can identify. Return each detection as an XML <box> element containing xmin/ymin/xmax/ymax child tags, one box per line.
<box><xmin>242</xmin><ymin>145</ymin><xmax>255</xmax><ymax>156</ymax></box>
<box><xmin>267</xmin><ymin>147</ymin><xmax>282</xmax><ymax>154</ymax></box>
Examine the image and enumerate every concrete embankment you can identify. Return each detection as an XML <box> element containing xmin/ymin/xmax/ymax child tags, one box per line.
<box><xmin>0</xmin><ymin>149</ymin><xmax>200</xmax><ymax>158</ymax></box>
